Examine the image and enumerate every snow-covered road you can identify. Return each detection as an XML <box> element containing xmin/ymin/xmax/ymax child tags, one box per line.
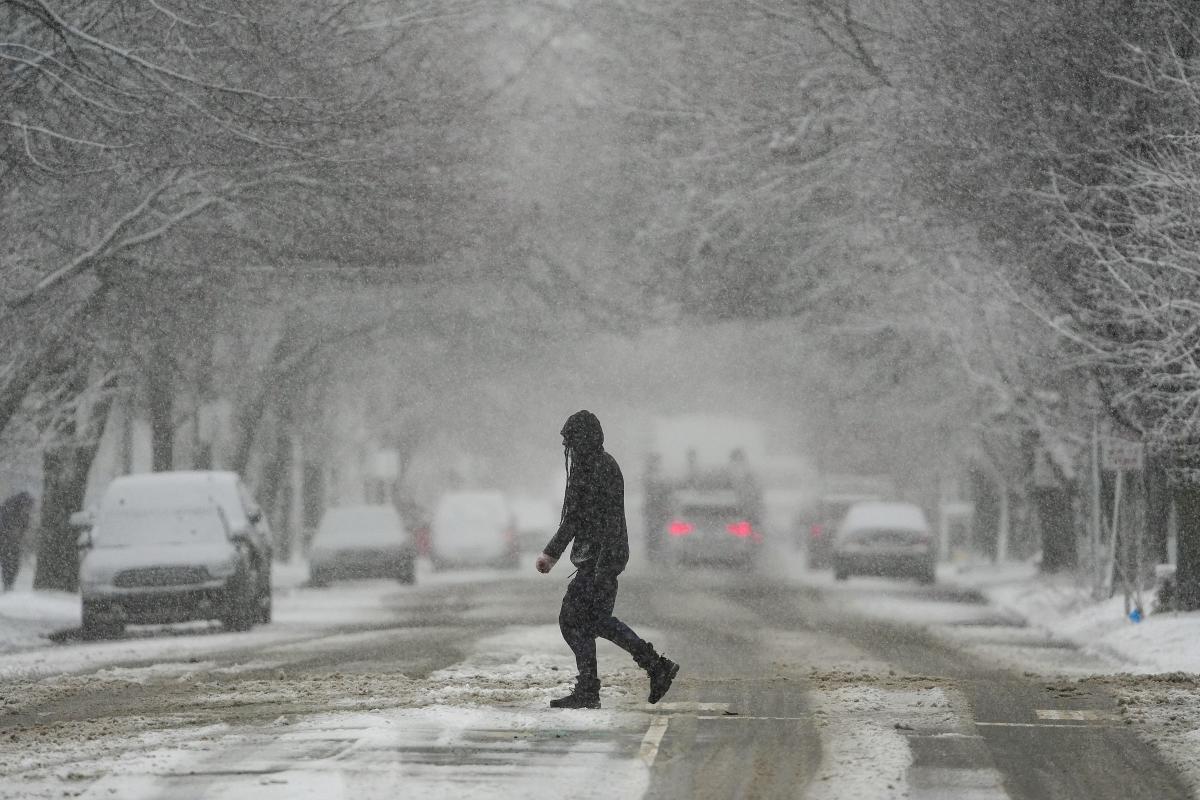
<box><xmin>1</xmin><ymin>555</ymin><xmax>1199</xmax><ymax>799</ymax></box>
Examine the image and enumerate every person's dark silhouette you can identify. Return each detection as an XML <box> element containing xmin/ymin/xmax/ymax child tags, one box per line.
<box><xmin>535</xmin><ymin>410</ymin><xmax>679</xmax><ymax>709</ymax></box>
<box><xmin>0</xmin><ymin>492</ymin><xmax>34</xmax><ymax>592</ymax></box>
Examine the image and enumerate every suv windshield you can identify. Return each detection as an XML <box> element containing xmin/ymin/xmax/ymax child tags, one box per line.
<box><xmin>97</xmin><ymin>507</ymin><xmax>228</xmax><ymax>546</ymax></box>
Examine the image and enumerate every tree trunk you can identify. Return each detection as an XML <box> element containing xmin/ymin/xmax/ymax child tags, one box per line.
<box><xmin>231</xmin><ymin>387</ymin><xmax>271</xmax><ymax>476</ymax></box>
<box><xmin>0</xmin><ymin>290</ymin><xmax>107</xmax><ymax>442</ymax></box>
<box><xmin>1145</xmin><ymin>456</ymin><xmax>1171</xmax><ymax>565</ymax></box>
<box><xmin>33</xmin><ymin>445</ymin><xmax>90</xmax><ymax>592</ymax></box>
<box><xmin>256</xmin><ymin>418</ymin><xmax>298</xmax><ymax>561</ymax></box>
<box><xmin>1036</xmin><ymin>487</ymin><xmax>1077</xmax><ymax>572</ymax></box>
<box><xmin>148</xmin><ymin>342</ymin><xmax>174</xmax><ymax>471</ymax></box>
<box><xmin>1173</xmin><ymin>481</ymin><xmax>1200</xmax><ymax>610</ymax></box>
<box><xmin>995</xmin><ymin>482</ymin><xmax>1010</xmax><ymax>562</ymax></box>
<box><xmin>969</xmin><ymin>463</ymin><xmax>999</xmax><ymax>559</ymax></box>
<box><xmin>32</xmin><ymin>348</ymin><xmax>114</xmax><ymax>592</ymax></box>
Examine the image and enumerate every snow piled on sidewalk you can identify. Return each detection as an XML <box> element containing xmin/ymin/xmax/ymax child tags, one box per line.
<box><xmin>948</xmin><ymin>559</ymin><xmax>1200</xmax><ymax>674</ymax></box>
<box><xmin>0</xmin><ymin>566</ymin><xmax>410</xmax><ymax>680</ymax></box>
<box><xmin>0</xmin><ymin>588</ymin><xmax>79</xmax><ymax>652</ymax></box>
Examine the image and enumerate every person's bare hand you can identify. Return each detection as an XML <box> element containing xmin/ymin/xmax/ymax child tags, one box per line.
<box><xmin>535</xmin><ymin>553</ymin><xmax>557</xmax><ymax>574</ymax></box>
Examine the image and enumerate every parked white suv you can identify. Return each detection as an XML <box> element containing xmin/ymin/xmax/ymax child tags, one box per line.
<box><xmin>76</xmin><ymin>471</ymin><xmax>273</xmax><ymax>638</ymax></box>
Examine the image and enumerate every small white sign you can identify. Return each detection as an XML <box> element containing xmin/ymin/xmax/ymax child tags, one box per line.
<box><xmin>1102</xmin><ymin>438</ymin><xmax>1144</xmax><ymax>471</ymax></box>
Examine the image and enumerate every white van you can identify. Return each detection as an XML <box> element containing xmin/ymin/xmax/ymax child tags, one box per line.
<box><xmin>76</xmin><ymin>471</ymin><xmax>273</xmax><ymax>638</ymax></box>
<box><xmin>430</xmin><ymin>490</ymin><xmax>518</xmax><ymax>570</ymax></box>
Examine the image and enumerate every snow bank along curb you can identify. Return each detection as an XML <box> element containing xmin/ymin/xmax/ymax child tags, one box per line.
<box><xmin>943</xmin><ymin>562</ymin><xmax>1200</xmax><ymax>673</ymax></box>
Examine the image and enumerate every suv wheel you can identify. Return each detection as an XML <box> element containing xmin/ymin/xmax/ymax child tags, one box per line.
<box><xmin>221</xmin><ymin>562</ymin><xmax>258</xmax><ymax>632</ymax></box>
<box><xmin>255</xmin><ymin>562</ymin><xmax>272</xmax><ymax>623</ymax></box>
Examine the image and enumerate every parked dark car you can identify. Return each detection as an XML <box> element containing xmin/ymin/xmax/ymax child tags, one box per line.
<box><xmin>800</xmin><ymin>493</ymin><xmax>883</xmax><ymax>569</ymax></box>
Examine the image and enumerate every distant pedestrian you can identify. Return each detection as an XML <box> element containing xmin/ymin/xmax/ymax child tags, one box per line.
<box><xmin>642</xmin><ymin>453</ymin><xmax>669</xmax><ymax>562</ymax></box>
<box><xmin>727</xmin><ymin>448</ymin><xmax>763</xmax><ymax>526</ymax></box>
<box><xmin>536</xmin><ymin>411</ymin><xmax>679</xmax><ymax>709</ymax></box>
<box><xmin>0</xmin><ymin>491</ymin><xmax>34</xmax><ymax>592</ymax></box>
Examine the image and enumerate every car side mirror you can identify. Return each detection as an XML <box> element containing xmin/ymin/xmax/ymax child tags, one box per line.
<box><xmin>69</xmin><ymin>510</ymin><xmax>94</xmax><ymax>529</ymax></box>
<box><xmin>75</xmin><ymin>530</ymin><xmax>93</xmax><ymax>550</ymax></box>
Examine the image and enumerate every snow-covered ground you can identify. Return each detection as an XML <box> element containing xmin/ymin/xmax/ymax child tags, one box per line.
<box><xmin>770</xmin><ymin>548</ymin><xmax>1200</xmax><ymax>797</ymax></box>
<box><xmin>947</xmin><ymin>560</ymin><xmax>1193</xmax><ymax>673</ymax></box>
<box><xmin>942</xmin><ymin>558</ymin><xmax>1200</xmax><ymax>797</ymax></box>
<box><xmin>0</xmin><ymin>624</ymin><xmax>658</xmax><ymax>800</ymax></box>
<box><xmin>0</xmin><ymin>557</ymin><xmax>466</xmax><ymax>680</ymax></box>
<box><xmin>9</xmin><ymin>547</ymin><xmax>1200</xmax><ymax>798</ymax></box>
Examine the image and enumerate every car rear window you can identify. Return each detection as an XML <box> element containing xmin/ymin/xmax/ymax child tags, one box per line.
<box><xmin>840</xmin><ymin>526</ymin><xmax>928</xmax><ymax>542</ymax></box>
<box><xmin>841</xmin><ymin>502</ymin><xmax>929</xmax><ymax>533</ymax></box>
<box><xmin>314</xmin><ymin>507</ymin><xmax>406</xmax><ymax>549</ymax></box>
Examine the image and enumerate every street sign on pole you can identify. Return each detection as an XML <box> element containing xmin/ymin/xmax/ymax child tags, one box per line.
<box><xmin>1102</xmin><ymin>438</ymin><xmax>1144</xmax><ymax>472</ymax></box>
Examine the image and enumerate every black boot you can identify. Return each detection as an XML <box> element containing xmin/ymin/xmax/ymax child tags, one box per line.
<box><xmin>646</xmin><ymin>655</ymin><xmax>679</xmax><ymax>704</ymax></box>
<box><xmin>550</xmin><ymin>678</ymin><xmax>601</xmax><ymax>709</ymax></box>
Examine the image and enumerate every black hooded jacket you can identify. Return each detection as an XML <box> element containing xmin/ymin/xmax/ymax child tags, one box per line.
<box><xmin>544</xmin><ymin>411</ymin><xmax>630</xmax><ymax>578</ymax></box>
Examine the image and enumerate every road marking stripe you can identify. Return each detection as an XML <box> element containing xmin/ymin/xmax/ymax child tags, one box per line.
<box><xmin>1034</xmin><ymin>709</ymin><xmax>1116</xmax><ymax>721</ymax></box>
<box><xmin>639</xmin><ymin>717</ymin><xmax>670</xmax><ymax>767</ymax></box>
<box><xmin>652</xmin><ymin>702</ymin><xmax>730</xmax><ymax>712</ymax></box>
<box><xmin>978</xmin><ymin>723</ymin><xmax>1108</xmax><ymax>729</ymax></box>
<box><xmin>908</xmin><ymin>766</ymin><xmax>1009</xmax><ymax>799</ymax></box>
<box><xmin>696</xmin><ymin>715</ymin><xmax>808</xmax><ymax>721</ymax></box>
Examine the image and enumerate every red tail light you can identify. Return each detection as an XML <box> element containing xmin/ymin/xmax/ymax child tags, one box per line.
<box><xmin>810</xmin><ymin>523</ymin><xmax>824</xmax><ymax>539</ymax></box>
<box><xmin>727</xmin><ymin>521</ymin><xmax>753</xmax><ymax>538</ymax></box>
<box><xmin>668</xmin><ymin>520</ymin><xmax>693</xmax><ymax>536</ymax></box>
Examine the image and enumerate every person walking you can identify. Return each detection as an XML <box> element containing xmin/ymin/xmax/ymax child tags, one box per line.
<box><xmin>536</xmin><ymin>410</ymin><xmax>679</xmax><ymax>709</ymax></box>
<box><xmin>0</xmin><ymin>491</ymin><xmax>34</xmax><ymax>592</ymax></box>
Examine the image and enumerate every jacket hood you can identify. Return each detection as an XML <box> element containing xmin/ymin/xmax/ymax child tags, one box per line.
<box><xmin>562</xmin><ymin>410</ymin><xmax>604</xmax><ymax>454</ymax></box>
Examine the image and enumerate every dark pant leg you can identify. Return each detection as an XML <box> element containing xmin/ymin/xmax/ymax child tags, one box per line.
<box><xmin>559</xmin><ymin>572</ymin><xmax>656</xmax><ymax>679</ymax></box>
<box><xmin>591</xmin><ymin>576</ymin><xmax>656</xmax><ymax>669</ymax></box>
<box><xmin>559</xmin><ymin>572</ymin><xmax>603</xmax><ymax>682</ymax></box>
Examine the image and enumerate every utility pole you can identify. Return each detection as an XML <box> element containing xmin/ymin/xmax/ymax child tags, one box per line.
<box><xmin>1091</xmin><ymin>413</ymin><xmax>1102</xmax><ymax>598</ymax></box>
